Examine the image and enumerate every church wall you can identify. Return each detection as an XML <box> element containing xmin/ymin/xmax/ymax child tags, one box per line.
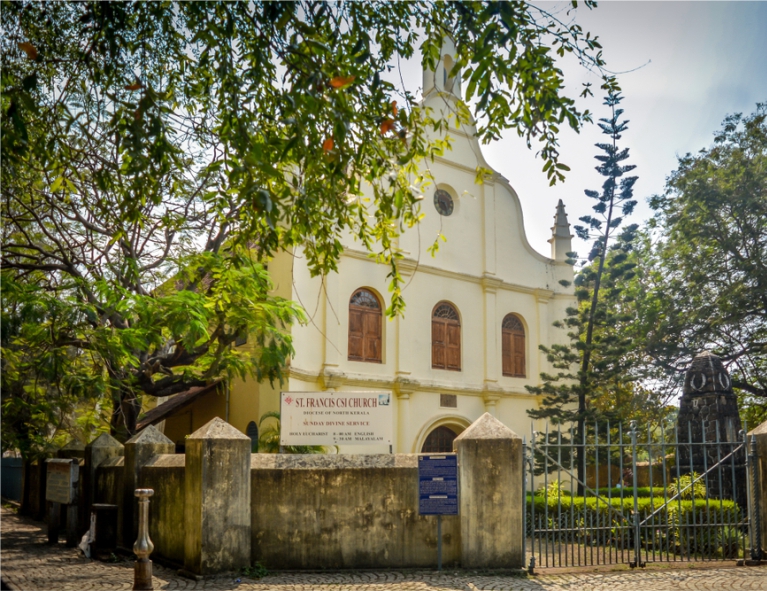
<box><xmin>228</xmin><ymin>377</ymin><xmax>260</xmax><ymax>434</ymax></box>
<box><xmin>287</xmin><ymin>247</ymin><xmax>327</xmax><ymax>373</ymax></box>
<box><xmin>399</xmin><ymin>167</ymin><xmax>486</xmax><ymax>279</ymax></box>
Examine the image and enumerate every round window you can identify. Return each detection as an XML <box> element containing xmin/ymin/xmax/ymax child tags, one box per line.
<box><xmin>434</xmin><ymin>189</ymin><xmax>454</xmax><ymax>216</ymax></box>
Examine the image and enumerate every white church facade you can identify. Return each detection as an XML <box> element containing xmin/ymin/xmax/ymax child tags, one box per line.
<box><xmin>157</xmin><ymin>40</ymin><xmax>576</xmax><ymax>452</ymax></box>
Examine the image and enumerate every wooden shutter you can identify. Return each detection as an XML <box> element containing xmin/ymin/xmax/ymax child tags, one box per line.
<box><xmin>513</xmin><ymin>333</ymin><xmax>525</xmax><ymax>377</ymax></box>
<box><xmin>502</xmin><ymin>331</ymin><xmax>513</xmax><ymax>375</ymax></box>
<box><xmin>432</xmin><ymin>319</ymin><xmax>446</xmax><ymax>369</ymax></box>
<box><xmin>363</xmin><ymin>310</ymin><xmax>382</xmax><ymax>362</ymax></box>
<box><xmin>348</xmin><ymin>308</ymin><xmax>364</xmax><ymax>360</ymax></box>
<box><xmin>446</xmin><ymin>323</ymin><xmax>461</xmax><ymax>370</ymax></box>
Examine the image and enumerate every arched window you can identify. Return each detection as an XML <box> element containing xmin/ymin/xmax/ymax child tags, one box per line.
<box><xmin>502</xmin><ymin>314</ymin><xmax>526</xmax><ymax>377</ymax></box>
<box><xmin>432</xmin><ymin>302</ymin><xmax>461</xmax><ymax>371</ymax></box>
<box><xmin>348</xmin><ymin>288</ymin><xmax>382</xmax><ymax>363</ymax></box>
<box><xmin>422</xmin><ymin>426</ymin><xmax>458</xmax><ymax>453</ymax></box>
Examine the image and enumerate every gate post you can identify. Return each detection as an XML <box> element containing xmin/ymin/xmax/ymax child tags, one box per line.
<box><xmin>183</xmin><ymin>418</ymin><xmax>251</xmax><ymax>576</ymax></box>
<box><xmin>630</xmin><ymin>421</ymin><xmax>643</xmax><ymax>568</ymax></box>
<box><xmin>455</xmin><ymin>412</ymin><xmax>523</xmax><ymax>569</ymax></box>
<box><xmin>123</xmin><ymin>426</ymin><xmax>174</xmax><ymax>548</ymax></box>
<box><xmin>84</xmin><ymin>434</ymin><xmax>124</xmax><ymax>536</ymax></box>
<box><xmin>750</xmin><ymin>420</ymin><xmax>767</xmax><ymax>561</ymax></box>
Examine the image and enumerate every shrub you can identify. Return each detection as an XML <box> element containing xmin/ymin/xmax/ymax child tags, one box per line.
<box><xmin>667</xmin><ymin>472</ymin><xmax>706</xmax><ymax>500</ymax></box>
<box><xmin>535</xmin><ymin>479</ymin><xmax>572</xmax><ymax>498</ymax></box>
<box><xmin>594</xmin><ymin>486</ymin><xmax>665</xmax><ymax>498</ymax></box>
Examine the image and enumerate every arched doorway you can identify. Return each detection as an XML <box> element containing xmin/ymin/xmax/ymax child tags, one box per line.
<box><xmin>421</xmin><ymin>425</ymin><xmax>458</xmax><ymax>453</ymax></box>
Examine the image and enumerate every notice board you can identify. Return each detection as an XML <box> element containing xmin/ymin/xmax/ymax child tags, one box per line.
<box><xmin>418</xmin><ymin>454</ymin><xmax>458</xmax><ymax>515</ymax></box>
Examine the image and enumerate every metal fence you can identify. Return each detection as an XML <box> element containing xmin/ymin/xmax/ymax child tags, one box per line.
<box><xmin>522</xmin><ymin>420</ymin><xmax>762</xmax><ymax>570</ymax></box>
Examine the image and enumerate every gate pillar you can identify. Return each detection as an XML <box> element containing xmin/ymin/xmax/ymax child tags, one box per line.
<box><xmin>183</xmin><ymin>418</ymin><xmax>251</xmax><ymax>576</ymax></box>
<box><xmin>751</xmin><ymin>420</ymin><xmax>767</xmax><ymax>559</ymax></box>
<box><xmin>123</xmin><ymin>426</ymin><xmax>174</xmax><ymax>548</ymax></box>
<box><xmin>455</xmin><ymin>412</ymin><xmax>523</xmax><ymax>568</ymax></box>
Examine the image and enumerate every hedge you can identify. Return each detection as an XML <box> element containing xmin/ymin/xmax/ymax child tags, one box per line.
<box><xmin>525</xmin><ymin>495</ymin><xmax>744</xmax><ymax>557</ymax></box>
<box><xmin>526</xmin><ymin>494</ymin><xmax>741</xmax><ymax>521</ymax></box>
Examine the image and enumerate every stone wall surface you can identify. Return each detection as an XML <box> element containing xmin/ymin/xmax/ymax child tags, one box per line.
<box><xmin>21</xmin><ymin>460</ymin><xmax>47</xmax><ymax>520</ymax></box>
<box><xmin>250</xmin><ymin>453</ymin><xmax>460</xmax><ymax>569</ymax></box>
<box><xmin>71</xmin><ymin>413</ymin><xmax>536</xmax><ymax>573</ymax></box>
<box><xmin>123</xmin><ymin>426</ymin><xmax>174</xmax><ymax>547</ymax></box>
<box><xmin>94</xmin><ymin>458</ymin><xmax>124</xmax><ymax>505</ymax></box>
<box><xmin>95</xmin><ymin>457</ymin><xmax>124</xmax><ymax>544</ymax></box>
<box><xmin>139</xmin><ymin>454</ymin><xmax>185</xmax><ymax>565</ymax></box>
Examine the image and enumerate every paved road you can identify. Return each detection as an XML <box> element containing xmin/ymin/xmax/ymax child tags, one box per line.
<box><xmin>1</xmin><ymin>507</ymin><xmax>765</xmax><ymax>590</ymax></box>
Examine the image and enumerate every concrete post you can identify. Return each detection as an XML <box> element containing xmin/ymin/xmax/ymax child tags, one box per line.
<box><xmin>183</xmin><ymin>418</ymin><xmax>251</xmax><ymax>575</ymax></box>
<box><xmin>750</xmin><ymin>420</ymin><xmax>767</xmax><ymax>558</ymax></box>
<box><xmin>454</xmin><ymin>412</ymin><xmax>523</xmax><ymax>569</ymax></box>
<box><xmin>123</xmin><ymin>426</ymin><xmax>174</xmax><ymax>547</ymax></box>
<box><xmin>84</xmin><ymin>433</ymin><xmax>123</xmax><ymax>532</ymax></box>
<box><xmin>57</xmin><ymin>439</ymin><xmax>86</xmax><ymax>536</ymax></box>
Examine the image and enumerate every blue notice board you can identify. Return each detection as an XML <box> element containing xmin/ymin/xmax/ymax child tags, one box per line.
<box><xmin>418</xmin><ymin>454</ymin><xmax>458</xmax><ymax>515</ymax></box>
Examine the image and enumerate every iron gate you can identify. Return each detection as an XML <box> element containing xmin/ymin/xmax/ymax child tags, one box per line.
<box><xmin>522</xmin><ymin>420</ymin><xmax>763</xmax><ymax>570</ymax></box>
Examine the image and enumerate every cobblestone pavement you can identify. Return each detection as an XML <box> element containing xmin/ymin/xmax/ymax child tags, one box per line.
<box><xmin>2</xmin><ymin>507</ymin><xmax>765</xmax><ymax>591</ymax></box>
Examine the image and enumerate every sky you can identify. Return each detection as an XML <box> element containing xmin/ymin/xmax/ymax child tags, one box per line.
<box><xmin>394</xmin><ymin>1</ymin><xmax>767</xmax><ymax>259</ymax></box>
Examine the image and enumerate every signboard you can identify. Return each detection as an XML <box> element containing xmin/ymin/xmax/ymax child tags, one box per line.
<box><xmin>46</xmin><ymin>459</ymin><xmax>79</xmax><ymax>505</ymax></box>
<box><xmin>418</xmin><ymin>454</ymin><xmax>458</xmax><ymax>515</ymax></box>
<box><xmin>280</xmin><ymin>391</ymin><xmax>393</xmax><ymax>446</ymax></box>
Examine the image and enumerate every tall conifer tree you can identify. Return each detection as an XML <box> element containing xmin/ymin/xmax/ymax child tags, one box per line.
<box><xmin>528</xmin><ymin>93</ymin><xmax>639</xmax><ymax>491</ymax></box>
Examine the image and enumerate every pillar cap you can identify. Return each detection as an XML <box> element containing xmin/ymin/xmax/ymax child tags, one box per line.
<box><xmin>749</xmin><ymin>420</ymin><xmax>767</xmax><ymax>437</ymax></box>
<box><xmin>188</xmin><ymin>417</ymin><xmax>249</xmax><ymax>441</ymax></box>
<box><xmin>126</xmin><ymin>424</ymin><xmax>174</xmax><ymax>446</ymax></box>
<box><xmin>454</xmin><ymin>412</ymin><xmax>520</xmax><ymax>441</ymax></box>
<box><xmin>60</xmin><ymin>438</ymin><xmax>86</xmax><ymax>452</ymax></box>
<box><xmin>87</xmin><ymin>432</ymin><xmax>124</xmax><ymax>449</ymax></box>
<box><xmin>683</xmin><ymin>350</ymin><xmax>733</xmax><ymax>395</ymax></box>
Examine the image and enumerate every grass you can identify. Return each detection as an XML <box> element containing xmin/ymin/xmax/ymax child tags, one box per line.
<box><xmin>241</xmin><ymin>562</ymin><xmax>269</xmax><ymax>579</ymax></box>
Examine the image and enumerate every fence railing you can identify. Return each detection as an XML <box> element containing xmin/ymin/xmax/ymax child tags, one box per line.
<box><xmin>522</xmin><ymin>420</ymin><xmax>762</xmax><ymax>570</ymax></box>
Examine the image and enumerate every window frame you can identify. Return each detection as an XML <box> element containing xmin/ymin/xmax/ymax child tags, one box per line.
<box><xmin>431</xmin><ymin>301</ymin><xmax>461</xmax><ymax>371</ymax></box>
<box><xmin>501</xmin><ymin>313</ymin><xmax>526</xmax><ymax>378</ymax></box>
<box><xmin>347</xmin><ymin>288</ymin><xmax>383</xmax><ymax>364</ymax></box>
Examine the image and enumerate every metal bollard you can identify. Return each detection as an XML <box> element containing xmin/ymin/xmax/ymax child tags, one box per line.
<box><xmin>133</xmin><ymin>489</ymin><xmax>154</xmax><ymax>591</ymax></box>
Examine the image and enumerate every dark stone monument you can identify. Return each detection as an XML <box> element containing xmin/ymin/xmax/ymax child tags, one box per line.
<box><xmin>677</xmin><ymin>351</ymin><xmax>745</xmax><ymax>502</ymax></box>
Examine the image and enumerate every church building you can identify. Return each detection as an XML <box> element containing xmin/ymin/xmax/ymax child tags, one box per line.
<box><xmin>152</xmin><ymin>39</ymin><xmax>576</xmax><ymax>453</ymax></box>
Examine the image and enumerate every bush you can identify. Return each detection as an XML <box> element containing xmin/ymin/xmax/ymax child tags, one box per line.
<box><xmin>525</xmin><ymin>494</ymin><xmax>743</xmax><ymax>557</ymax></box>
<box><xmin>594</xmin><ymin>486</ymin><xmax>665</xmax><ymax>498</ymax></box>
<box><xmin>667</xmin><ymin>472</ymin><xmax>706</xmax><ymax>500</ymax></box>
<box><xmin>535</xmin><ymin>479</ymin><xmax>572</xmax><ymax>497</ymax></box>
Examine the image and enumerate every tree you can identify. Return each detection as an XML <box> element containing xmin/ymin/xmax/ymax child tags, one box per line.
<box><xmin>635</xmin><ymin>104</ymin><xmax>767</xmax><ymax>425</ymax></box>
<box><xmin>2</xmin><ymin>2</ymin><xmax>616</xmax><ymax>448</ymax></box>
<box><xmin>527</xmin><ymin>93</ymin><xmax>642</xmax><ymax>491</ymax></box>
<box><xmin>256</xmin><ymin>411</ymin><xmax>335</xmax><ymax>454</ymax></box>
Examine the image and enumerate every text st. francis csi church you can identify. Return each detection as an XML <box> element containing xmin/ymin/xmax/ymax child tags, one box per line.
<box><xmin>280</xmin><ymin>391</ymin><xmax>393</xmax><ymax>446</ymax></box>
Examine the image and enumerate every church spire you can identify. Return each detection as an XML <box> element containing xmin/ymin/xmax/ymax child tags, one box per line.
<box><xmin>548</xmin><ymin>199</ymin><xmax>573</xmax><ymax>263</ymax></box>
<box><xmin>422</xmin><ymin>37</ymin><xmax>461</xmax><ymax>98</ymax></box>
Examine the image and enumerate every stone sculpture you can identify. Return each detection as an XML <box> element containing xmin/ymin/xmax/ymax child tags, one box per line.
<box><xmin>676</xmin><ymin>351</ymin><xmax>745</xmax><ymax>501</ymax></box>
